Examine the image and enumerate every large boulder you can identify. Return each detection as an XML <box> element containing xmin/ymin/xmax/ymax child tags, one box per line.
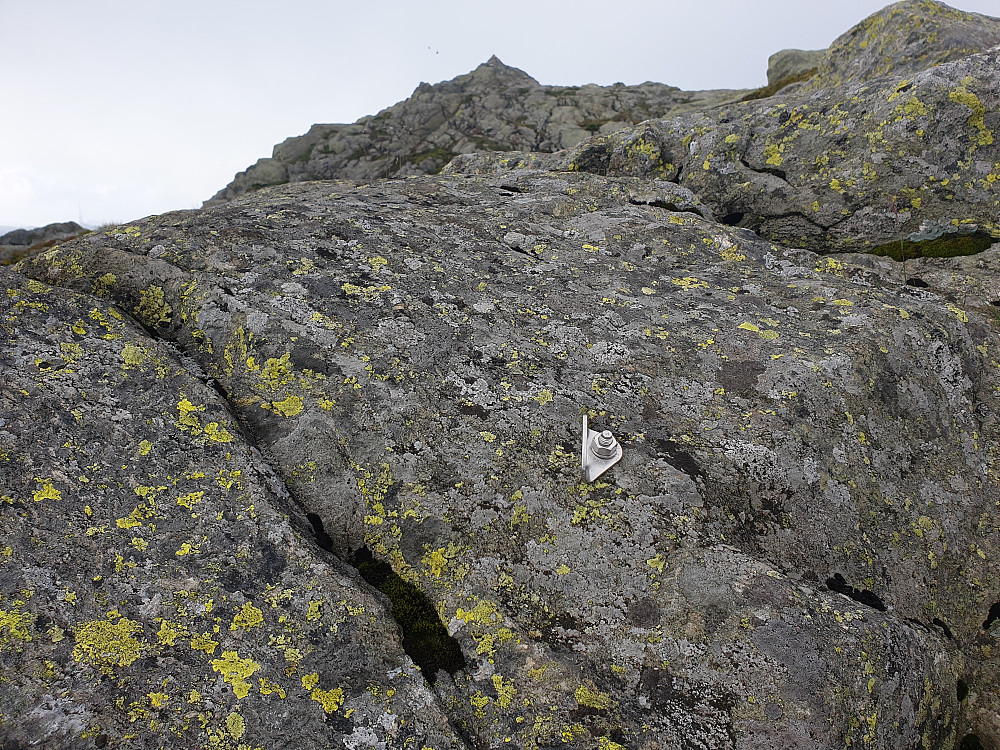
<box><xmin>446</xmin><ymin>0</ymin><xmax>1000</xmax><ymax>255</ymax></box>
<box><xmin>448</xmin><ymin>44</ymin><xmax>1000</xmax><ymax>254</ymax></box>
<box><xmin>0</xmin><ymin>266</ymin><xmax>464</xmax><ymax>749</ymax></box>
<box><xmin>206</xmin><ymin>56</ymin><xmax>749</xmax><ymax>205</ymax></box>
<box><xmin>15</xmin><ymin>168</ymin><xmax>1000</xmax><ymax>748</ymax></box>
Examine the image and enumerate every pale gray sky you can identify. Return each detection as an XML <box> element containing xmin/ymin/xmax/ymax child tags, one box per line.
<box><xmin>3</xmin><ymin>0</ymin><xmax>998</xmax><ymax>229</ymax></box>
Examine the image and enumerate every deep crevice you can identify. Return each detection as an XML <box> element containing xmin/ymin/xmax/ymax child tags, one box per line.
<box><xmin>957</xmin><ymin>678</ymin><xmax>969</xmax><ymax>702</ymax></box>
<box><xmin>348</xmin><ymin>545</ymin><xmax>466</xmax><ymax>685</ymax></box>
<box><xmin>825</xmin><ymin>573</ymin><xmax>887</xmax><ymax>611</ymax></box>
<box><xmin>931</xmin><ymin>617</ymin><xmax>954</xmax><ymax>640</ymax></box>
<box><xmin>958</xmin><ymin>734</ymin><xmax>984</xmax><ymax>750</ymax></box>
<box><xmin>983</xmin><ymin>601</ymin><xmax>1000</xmax><ymax>630</ymax></box>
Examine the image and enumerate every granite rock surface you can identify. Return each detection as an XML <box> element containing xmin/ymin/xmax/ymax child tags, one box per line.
<box><xmin>5</xmin><ymin>1</ymin><xmax>1000</xmax><ymax>748</ymax></box>
<box><xmin>13</xmin><ymin>166</ymin><xmax>1000</xmax><ymax>748</ymax></box>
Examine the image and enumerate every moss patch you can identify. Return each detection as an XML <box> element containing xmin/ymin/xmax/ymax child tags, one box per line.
<box><xmin>350</xmin><ymin>546</ymin><xmax>465</xmax><ymax>684</ymax></box>
<box><xmin>870</xmin><ymin>231</ymin><xmax>995</xmax><ymax>261</ymax></box>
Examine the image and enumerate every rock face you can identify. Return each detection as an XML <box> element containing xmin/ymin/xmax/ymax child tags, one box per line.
<box><xmin>446</xmin><ymin>2</ymin><xmax>1000</xmax><ymax>255</ymax></box>
<box><xmin>765</xmin><ymin>49</ymin><xmax>824</xmax><ymax>89</ymax></box>
<box><xmin>0</xmin><ymin>221</ymin><xmax>86</xmax><ymax>265</ymax></box>
<box><xmin>205</xmin><ymin>56</ymin><xmax>750</xmax><ymax>205</ymax></box>
<box><xmin>13</xmin><ymin>165</ymin><xmax>1000</xmax><ymax>748</ymax></box>
<box><xmin>5</xmin><ymin>2</ymin><xmax>1000</xmax><ymax>749</ymax></box>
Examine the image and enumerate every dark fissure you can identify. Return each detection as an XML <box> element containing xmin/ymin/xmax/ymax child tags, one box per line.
<box><xmin>349</xmin><ymin>546</ymin><xmax>466</xmax><ymax>685</ymax></box>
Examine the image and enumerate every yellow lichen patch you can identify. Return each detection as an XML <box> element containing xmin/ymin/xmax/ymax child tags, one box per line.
<box><xmin>301</xmin><ymin>672</ymin><xmax>320</xmax><ymax>691</ymax></box>
<box><xmin>574</xmin><ymin>682</ymin><xmax>612</xmax><ymax>710</ymax></box>
<box><xmin>260</xmin><ymin>353</ymin><xmax>292</xmax><ymax>390</ymax></box>
<box><xmin>230</xmin><ymin>602</ymin><xmax>264</xmax><ymax>631</ymax></box>
<box><xmin>203</xmin><ymin>422</ymin><xmax>233</xmax><ymax>442</ymax></box>
<box><xmin>120</xmin><ymin>343</ymin><xmax>147</xmax><ymax>369</ymax></box>
<box><xmin>225</xmin><ymin>712</ymin><xmax>246</xmax><ymax>740</ymax></box>
<box><xmin>671</xmin><ymin>277</ymin><xmax>708</xmax><ymax>290</ymax></box>
<box><xmin>134</xmin><ymin>286</ymin><xmax>172</xmax><ymax>327</ymax></box>
<box><xmin>0</xmin><ymin>603</ymin><xmax>32</xmax><ymax>648</ymax></box>
<box><xmin>949</xmin><ymin>83</ymin><xmax>994</xmax><ymax>148</ymax></box>
<box><xmin>310</xmin><ymin>686</ymin><xmax>345</xmax><ymax>713</ymax></box>
<box><xmin>175</xmin><ymin>397</ymin><xmax>203</xmax><ymax>432</ymax></box>
<box><xmin>190</xmin><ymin>632</ymin><xmax>219</xmax><ymax>655</ymax></box>
<box><xmin>137</xmin><ymin>440</ymin><xmax>153</xmax><ymax>456</ymax></box>
<box><xmin>72</xmin><ymin>618</ymin><xmax>144</xmax><ymax>674</ymax></box>
<box><xmin>259</xmin><ymin>677</ymin><xmax>287</xmax><ymax>698</ymax></box>
<box><xmin>763</xmin><ymin>143</ymin><xmax>783</xmax><ymax>167</ymax></box>
<box><xmin>156</xmin><ymin>619</ymin><xmax>186</xmax><ymax>647</ymax></box>
<box><xmin>148</xmin><ymin>692</ymin><xmax>169</xmax><ymax>708</ymax></box>
<box><xmin>738</xmin><ymin>322</ymin><xmax>760</xmax><ymax>333</ymax></box>
<box><xmin>210</xmin><ymin>651</ymin><xmax>260</xmax><ymax>699</ymax></box>
<box><xmin>492</xmin><ymin>674</ymin><xmax>517</xmax><ymax>709</ymax></box>
<box><xmin>32</xmin><ymin>478</ymin><xmax>61</xmax><ymax>503</ymax></box>
<box><xmin>271</xmin><ymin>394</ymin><xmax>304</xmax><ymax>418</ymax></box>
<box><xmin>177</xmin><ymin>491</ymin><xmax>204</xmax><ymax>510</ymax></box>
<box><xmin>306</xmin><ymin>600</ymin><xmax>322</xmax><ymax>622</ymax></box>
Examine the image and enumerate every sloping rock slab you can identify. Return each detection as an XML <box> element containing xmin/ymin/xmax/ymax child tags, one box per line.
<box><xmin>16</xmin><ymin>170</ymin><xmax>1000</xmax><ymax>748</ymax></box>
<box><xmin>0</xmin><ymin>268</ymin><xmax>464</xmax><ymax>749</ymax></box>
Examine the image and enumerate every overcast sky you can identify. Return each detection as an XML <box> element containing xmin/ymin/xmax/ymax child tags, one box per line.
<box><xmin>3</xmin><ymin>0</ymin><xmax>998</xmax><ymax>229</ymax></box>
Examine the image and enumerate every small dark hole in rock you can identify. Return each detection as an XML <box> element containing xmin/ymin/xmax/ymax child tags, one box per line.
<box><xmin>983</xmin><ymin>601</ymin><xmax>1000</xmax><ymax>630</ymax></box>
<box><xmin>959</xmin><ymin>734</ymin><xmax>984</xmax><ymax>750</ymax></box>
<box><xmin>720</xmin><ymin>212</ymin><xmax>745</xmax><ymax>226</ymax></box>
<box><xmin>95</xmin><ymin>734</ymin><xmax>109</xmax><ymax>748</ymax></box>
<box><xmin>990</xmin><ymin>300</ymin><xmax>1000</xmax><ymax>308</ymax></box>
<box><xmin>306</xmin><ymin>513</ymin><xmax>333</xmax><ymax>552</ymax></box>
<box><xmin>349</xmin><ymin>545</ymin><xmax>466</xmax><ymax>685</ymax></box>
<box><xmin>957</xmin><ymin>679</ymin><xmax>969</xmax><ymax>702</ymax></box>
<box><xmin>905</xmin><ymin>278</ymin><xmax>929</xmax><ymax>288</ymax></box>
<box><xmin>932</xmin><ymin>617</ymin><xmax>953</xmax><ymax>640</ymax></box>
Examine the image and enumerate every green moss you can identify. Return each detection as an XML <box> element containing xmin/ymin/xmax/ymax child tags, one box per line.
<box><xmin>350</xmin><ymin>546</ymin><xmax>465</xmax><ymax>684</ymax></box>
<box><xmin>870</xmin><ymin>231</ymin><xmax>994</xmax><ymax>261</ymax></box>
<box><xmin>740</xmin><ymin>68</ymin><xmax>819</xmax><ymax>102</ymax></box>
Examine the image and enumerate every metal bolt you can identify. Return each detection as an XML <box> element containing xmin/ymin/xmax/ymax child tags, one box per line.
<box><xmin>591</xmin><ymin>430</ymin><xmax>618</xmax><ymax>459</ymax></box>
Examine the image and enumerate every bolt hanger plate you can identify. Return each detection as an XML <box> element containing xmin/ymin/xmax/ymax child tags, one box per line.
<box><xmin>581</xmin><ymin>415</ymin><xmax>623</xmax><ymax>482</ymax></box>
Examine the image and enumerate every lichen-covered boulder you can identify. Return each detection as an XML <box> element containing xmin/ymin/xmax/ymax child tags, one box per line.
<box><xmin>16</xmin><ymin>168</ymin><xmax>1000</xmax><ymax>748</ymax></box>
<box><xmin>206</xmin><ymin>56</ymin><xmax>749</xmax><ymax>205</ymax></box>
<box><xmin>445</xmin><ymin>1</ymin><xmax>1000</xmax><ymax>255</ymax></box>
<box><xmin>806</xmin><ymin>0</ymin><xmax>1000</xmax><ymax>90</ymax></box>
<box><xmin>0</xmin><ymin>268</ymin><xmax>464</xmax><ymax>749</ymax></box>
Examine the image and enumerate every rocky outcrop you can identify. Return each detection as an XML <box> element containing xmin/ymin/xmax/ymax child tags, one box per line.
<box><xmin>0</xmin><ymin>221</ymin><xmax>86</xmax><ymax>265</ymax></box>
<box><xmin>447</xmin><ymin>34</ymin><xmax>1000</xmax><ymax>254</ymax></box>
<box><xmin>205</xmin><ymin>56</ymin><xmax>750</xmax><ymax>205</ymax></box>
<box><xmin>0</xmin><ymin>266</ymin><xmax>464</xmax><ymax>750</ymax></box>
<box><xmin>13</xmin><ymin>166</ymin><xmax>1000</xmax><ymax>748</ymax></box>
<box><xmin>765</xmin><ymin>49</ymin><xmax>824</xmax><ymax>89</ymax></box>
<box><xmin>6</xmin><ymin>2</ymin><xmax>1000</xmax><ymax>748</ymax></box>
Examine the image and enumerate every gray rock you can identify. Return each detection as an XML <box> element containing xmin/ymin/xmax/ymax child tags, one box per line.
<box><xmin>447</xmin><ymin>11</ymin><xmax>1000</xmax><ymax>253</ymax></box>
<box><xmin>0</xmin><ymin>221</ymin><xmax>87</xmax><ymax>265</ymax></box>
<box><xmin>0</xmin><ymin>265</ymin><xmax>465</xmax><ymax>749</ymax></box>
<box><xmin>765</xmin><ymin>49</ymin><xmax>824</xmax><ymax>88</ymax></box>
<box><xmin>16</xmin><ymin>168</ymin><xmax>1000</xmax><ymax>748</ymax></box>
<box><xmin>206</xmin><ymin>55</ymin><xmax>750</xmax><ymax>205</ymax></box>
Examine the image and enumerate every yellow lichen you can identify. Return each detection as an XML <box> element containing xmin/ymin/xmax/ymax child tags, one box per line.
<box><xmin>310</xmin><ymin>687</ymin><xmax>345</xmax><ymax>713</ymax></box>
<box><xmin>32</xmin><ymin>478</ymin><xmax>61</xmax><ymax>503</ymax></box>
<box><xmin>210</xmin><ymin>651</ymin><xmax>260</xmax><ymax>699</ymax></box>
<box><xmin>72</xmin><ymin>618</ymin><xmax>144</xmax><ymax>674</ymax></box>
<box><xmin>271</xmin><ymin>394</ymin><xmax>304</xmax><ymax>417</ymax></box>
<box><xmin>574</xmin><ymin>682</ymin><xmax>611</xmax><ymax>710</ymax></box>
<box><xmin>230</xmin><ymin>603</ymin><xmax>264</xmax><ymax>631</ymax></box>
